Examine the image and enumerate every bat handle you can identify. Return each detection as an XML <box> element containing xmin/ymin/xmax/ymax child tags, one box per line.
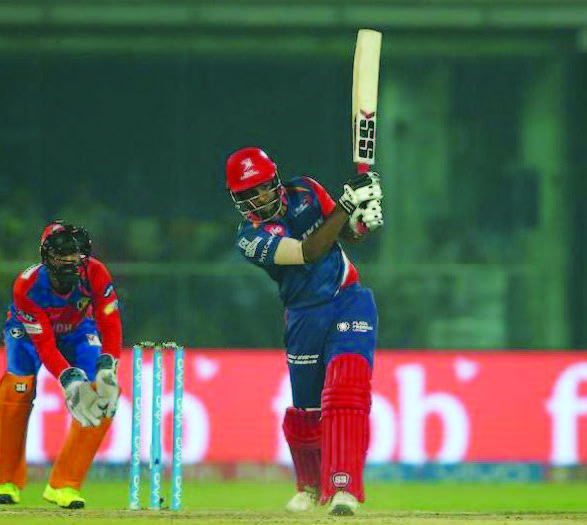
<box><xmin>356</xmin><ymin>162</ymin><xmax>371</xmax><ymax>175</ymax></box>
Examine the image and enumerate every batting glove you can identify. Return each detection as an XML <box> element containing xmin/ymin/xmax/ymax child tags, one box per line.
<box><xmin>59</xmin><ymin>367</ymin><xmax>102</xmax><ymax>427</ymax></box>
<box><xmin>338</xmin><ymin>172</ymin><xmax>382</xmax><ymax>215</ymax></box>
<box><xmin>95</xmin><ymin>353</ymin><xmax>120</xmax><ymax>418</ymax></box>
<box><xmin>349</xmin><ymin>199</ymin><xmax>384</xmax><ymax>235</ymax></box>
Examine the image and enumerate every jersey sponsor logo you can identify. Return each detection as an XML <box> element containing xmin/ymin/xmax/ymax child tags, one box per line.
<box><xmin>259</xmin><ymin>234</ymin><xmax>277</xmax><ymax>264</ymax></box>
<box><xmin>332</xmin><ymin>472</ymin><xmax>351</xmax><ymax>488</ymax></box>
<box><xmin>352</xmin><ymin>321</ymin><xmax>374</xmax><ymax>332</ymax></box>
<box><xmin>292</xmin><ymin>201</ymin><xmax>309</xmax><ymax>217</ymax></box>
<box><xmin>87</xmin><ymin>333</ymin><xmax>101</xmax><ymax>346</ymax></box>
<box><xmin>23</xmin><ymin>322</ymin><xmax>42</xmax><ymax>335</ymax></box>
<box><xmin>240</xmin><ymin>236</ymin><xmax>262</xmax><ymax>258</ymax></box>
<box><xmin>264</xmin><ymin>224</ymin><xmax>285</xmax><ymax>236</ymax></box>
<box><xmin>53</xmin><ymin>323</ymin><xmax>74</xmax><ymax>334</ymax></box>
<box><xmin>9</xmin><ymin>327</ymin><xmax>24</xmax><ymax>338</ymax></box>
<box><xmin>103</xmin><ymin>284</ymin><xmax>114</xmax><ymax>298</ymax></box>
<box><xmin>286</xmin><ymin>353</ymin><xmax>319</xmax><ymax>365</ymax></box>
<box><xmin>301</xmin><ymin>217</ymin><xmax>324</xmax><ymax>240</ymax></box>
<box><xmin>337</xmin><ymin>322</ymin><xmax>351</xmax><ymax>332</ymax></box>
<box><xmin>16</xmin><ymin>310</ymin><xmax>36</xmax><ymax>322</ymax></box>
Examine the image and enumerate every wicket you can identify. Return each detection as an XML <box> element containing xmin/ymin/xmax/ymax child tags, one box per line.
<box><xmin>129</xmin><ymin>341</ymin><xmax>185</xmax><ymax>511</ymax></box>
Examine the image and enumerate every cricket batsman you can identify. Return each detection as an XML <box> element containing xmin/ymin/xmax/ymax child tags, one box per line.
<box><xmin>0</xmin><ymin>221</ymin><xmax>122</xmax><ymax>509</ymax></box>
<box><xmin>225</xmin><ymin>147</ymin><xmax>383</xmax><ymax>515</ymax></box>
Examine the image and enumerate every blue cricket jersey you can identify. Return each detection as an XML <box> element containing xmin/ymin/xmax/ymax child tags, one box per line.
<box><xmin>234</xmin><ymin>176</ymin><xmax>359</xmax><ymax>309</ymax></box>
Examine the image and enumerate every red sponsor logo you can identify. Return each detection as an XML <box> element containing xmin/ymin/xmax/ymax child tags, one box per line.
<box><xmin>1</xmin><ymin>350</ymin><xmax>586</xmax><ymax>465</ymax></box>
<box><xmin>264</xmin><ymin>224</ymin><xmax>285</xmax><ymax>236</ymax></box>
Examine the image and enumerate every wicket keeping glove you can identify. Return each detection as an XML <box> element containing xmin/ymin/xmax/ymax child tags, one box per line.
<box><xmin>95</xmin><ymin>353</ymin><xmax>120</xmax><ymax>418</ymax></box>
<box><xmin>338</xmin><ymin>172</ymin><xmax>382</xmax><ymax>215</ymax></box>
<box><xmin>349</xmin><ymin>199</ymin><xmax>384</xmax><ymax>235</ymax></box>
<box><xmin>59</xmin><ymin>367</ymin><xmax>103</xmax><ymax>427</ymax></box>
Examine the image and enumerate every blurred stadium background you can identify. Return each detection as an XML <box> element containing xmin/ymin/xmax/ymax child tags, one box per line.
<box><xmin>1</xmin><ymin>0</ymin><xmax>587</xmax><ymax>489</ymax></box>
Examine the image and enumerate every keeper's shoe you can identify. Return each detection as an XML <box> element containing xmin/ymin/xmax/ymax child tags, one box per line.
<box><xmin>43</xmin><ymin>485</ymin><xmax>85</xmax><ymax>509</ymax></box>
<box><xmin>328</xmin><ymin>491</ymin><xmax>359</xmax><ymax>516</ymax></box>
<box><xmin>285</xmin><ymin>488</ymin><xmax>319</xmax><ymax>513</ymax></box>
<box><xmin>0</xmin><ymin>482</ymin><xmax>20</xmax><ymax>504</ymax></box>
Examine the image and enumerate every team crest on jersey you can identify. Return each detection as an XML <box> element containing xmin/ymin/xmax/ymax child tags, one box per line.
<box><xmin>103</xmin><ymin>300</ymin><xmax>119</xmax><ymax>315</ymax></box>
<box><xmin>77</xmin><ymin>297</ymin><xmax>91</xmax><ymax>311</ymax></box>
<box><xmin>332</xmin><ymin>472</ymin><xmax>351</xmax><ymax>488</ymax></box>
<box><xmin>264</xmin><ymin>224</ymin><xmax>285</xmax><ymax>236</ymax></box>
<box><xmin>9</xmin><ymin>327</ymin><xmax>24</xmax><ymax>338</ymax></box>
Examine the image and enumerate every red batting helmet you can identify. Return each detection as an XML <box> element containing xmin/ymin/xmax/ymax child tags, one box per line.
<box><xmin>226</xmin><ymin>147</ymin><xmax>285</xmax><ymax>221</ymax></box>
<box><xmin>225</xmin><ymin>147</ymin><xmax>277</xmax><ymax>193</ymax></box>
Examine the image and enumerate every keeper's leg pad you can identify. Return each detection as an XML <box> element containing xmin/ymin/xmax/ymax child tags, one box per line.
<box><xmin>49</xmin><ymin>417</ymin><xmax>112</xmax><ymax>491</ymax></box>
<box><xmin>0</xmin><ymin>373</ymin><xmax>35</xmax><ymax>487</ymax></box>
<box><xmin>320</xmin><ymin>354</ymin><xmax>371</xmax><ymax>504</ymax></box>
<box><xmin>283</xmin><ymin>407</ymin><xmax>321</xmax><ymax>492</ymax></box>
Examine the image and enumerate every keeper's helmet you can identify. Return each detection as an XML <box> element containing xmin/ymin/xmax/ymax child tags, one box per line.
<box><xmin>40</xmin><ymin>221</ymin><xmax>89</xmax><ymax>290</ymax></box>
<box><xmin>225</xmin><ymin>147</ymin><xmax>285</xmax><ymax>222</ymax></box>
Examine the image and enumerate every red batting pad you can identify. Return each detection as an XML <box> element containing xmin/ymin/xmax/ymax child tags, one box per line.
<box><xmin>0</xmin><ymin>374</ymin><xmax>35</xmax><ymax>487</ymax></box>
<box><xmin>320</xmin><ymin>354</ymin><xmax>371</xmax><ymax>503</ymax></box>
<box><xmin>283</xmin><ymin>407</ymin><xmax>321</xmax><ymax>492</ymax></box>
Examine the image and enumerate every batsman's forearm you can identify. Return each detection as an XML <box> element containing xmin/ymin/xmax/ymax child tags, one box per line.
<box><xmin>301</xmin><ymin>205</ymin><xmax>349</xmax><ymax>263</ymax></box>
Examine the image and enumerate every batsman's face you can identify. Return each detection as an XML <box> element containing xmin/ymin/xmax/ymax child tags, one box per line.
<box><xmin>48</xmin><ymin>252</ymin><xmax>81</xmax><ymax>267</ymax></box>
<box><xmin>241</xmin><ymin>182</ymin><xmax>275</xmax><ymax>204</ymax></box>
<box><xmin>235</xmin><ymin>181</ymin><xmax>284</xmax><ymax>221</ymax></box>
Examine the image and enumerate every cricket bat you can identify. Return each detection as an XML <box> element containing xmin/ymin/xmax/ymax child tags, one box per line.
<box><xmin>352</xmin><ymin>29</ymin><xmax>382</xmax><ymax>175</ymax></box>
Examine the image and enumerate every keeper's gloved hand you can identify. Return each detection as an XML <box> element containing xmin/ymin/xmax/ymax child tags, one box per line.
<box><xmin>95</xmin><ymin>353</ymin><xmax>120</xmax><ymax>418</ymax></box>
<box><xmin>349</xmin><ymin>199</ymin><xmax>384</xmax><ymax>235</ymax></box>
<box><xmin>59</xmin><ymin>367</ymin><xmax>102</xmax><ymax>427</ymax></box>
<box><xmin>338</xmin><ymin>172</ymin><xmax>382</xmax><ymax>215</ymax></box>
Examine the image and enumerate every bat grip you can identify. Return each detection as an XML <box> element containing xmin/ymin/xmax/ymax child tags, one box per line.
<box><xmin>356</xmin><ymin>163</ymin><xmax>371</xmax><ymax>174</ymax></box>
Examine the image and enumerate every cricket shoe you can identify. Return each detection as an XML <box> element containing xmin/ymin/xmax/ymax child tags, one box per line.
<box><xmin>0</xmin><ymin>482</ymin><xmax>20</xmax><ymax>504</ymax></box>
<box><xmin>285</xmin><ymin>488</ymin><xmax>319</xmax><ymax>512</ymax></box>
<box><xmin>43</xmin><ymin>485</ymin><xmax>85</xmax><ymax>509</ymax></box>
<box><xmin>328</xmin><ymin>491</ymin><xmax>359</xmax><ymax>516</ymax></box>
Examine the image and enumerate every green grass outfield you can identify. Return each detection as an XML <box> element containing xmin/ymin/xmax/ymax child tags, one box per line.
<box><xmin>2</xmin><ymin>481</ymin><xmax>587</xmax><ymax>524</ymax></box>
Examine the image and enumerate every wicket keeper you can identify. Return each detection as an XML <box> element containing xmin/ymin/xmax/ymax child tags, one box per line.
<box><xmin>226</xmin><ymin>147</ymin><xmax>383</xmax><ymax>516</ymax></box>
<box><xmin>0</xmin><ymin>221</ymin><xmax>122</xmax><ymax>509</ymax></box>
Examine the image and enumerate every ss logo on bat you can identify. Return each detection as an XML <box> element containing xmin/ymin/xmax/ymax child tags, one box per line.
<box><xmin>358</xmin><ymin>118</ymin><xmax>375</xmax><ymax>160</ymax></box>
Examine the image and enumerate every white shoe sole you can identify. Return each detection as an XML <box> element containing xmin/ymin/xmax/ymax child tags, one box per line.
<box><xmin>328</xmin><ymin>492</ymin><xmax>359</xmax><ymax>516</ymax></box>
